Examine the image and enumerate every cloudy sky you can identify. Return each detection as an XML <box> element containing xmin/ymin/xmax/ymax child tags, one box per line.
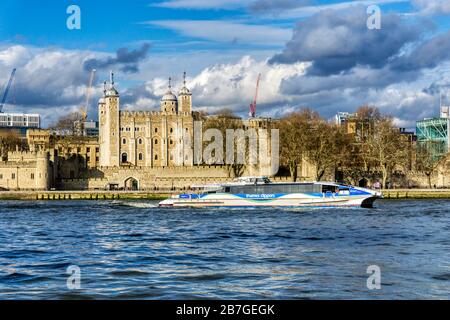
<box><xmin>0</xmin><ymin>0</ymin><xmax>450</xmax><ymax>128</ymax></box>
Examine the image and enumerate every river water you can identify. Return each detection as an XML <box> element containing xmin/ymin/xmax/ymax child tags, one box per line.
<box><xmin>0</xmin><ymin>199</ymin><xmax>448</xmax><ymax>299</ymax></box>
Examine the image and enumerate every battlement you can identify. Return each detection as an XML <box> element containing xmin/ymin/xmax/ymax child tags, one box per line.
<box><xmin>119</xmin><ymin>110</ymin><xmax>193</xmax><ymax>118</ymax></box>
<box><xmin>7</xmin><ymin>150</ymin><xmax>49</xmax><ymax>162</ymax></box>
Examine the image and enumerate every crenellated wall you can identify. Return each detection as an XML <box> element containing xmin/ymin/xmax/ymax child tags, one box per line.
<box><xmin>0</xmin><ymin>150</ymin><xmax>52</xmax><ymax>190</ymax></box>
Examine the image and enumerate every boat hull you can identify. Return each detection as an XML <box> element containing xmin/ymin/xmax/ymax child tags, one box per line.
<box><xmin>159</xmin><ymin>193</ymin><xmax>380</xmax><ymax>208</ymax></box>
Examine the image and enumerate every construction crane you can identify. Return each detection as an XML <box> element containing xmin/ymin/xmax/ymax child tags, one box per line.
<box><xmin>81</xmin><ymin>69</ymin><xmax>96</xmax><ymax>122</ymax></box>
<box><xmin>0</xmin><ymin>68</ymin><xmax>17</xmax><ymax>113</ymax></box>
<box><xmin>249</xmin><ymin>73</ymin><xmax>261</xmax><ymax>118</ymax></box>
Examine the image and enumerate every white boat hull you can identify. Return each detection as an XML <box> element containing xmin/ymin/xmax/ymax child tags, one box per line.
<box><xmin>159</xmin><ymin>192</ymin><xmax>380</xmax><ymax>208</ymax></box>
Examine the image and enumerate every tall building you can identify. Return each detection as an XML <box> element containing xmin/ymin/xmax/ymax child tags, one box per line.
<box><xmin>98</xmin><ymin>72</ymin><xmax>196</xmax><ymax>168</ymax></box>
<box><xmin>416</xmin><ymin>105</ymin><xmax>450</xmax><ymax>162</ymax></box>
<box><xmin>0</xmin><ymin>113</ymin><xmax>40</xmax><ymax>128</ymax></box>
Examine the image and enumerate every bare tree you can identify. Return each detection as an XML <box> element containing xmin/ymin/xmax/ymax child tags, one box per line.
<box><xmin>49</xmin><ymin>112</ymin><xmax>81</xmax><ymax>136</ymax></box>
<box><xmin>364</xmin><ymin>117</ymin><xmax>409</xmax><ymax>188</ymax></box>
<box><xmin>305</xmin><ymin>121</ymin><xmax>351</xmax><ymax>181</ymax></box>
<box><xmin>0</xmin><ymin>131</ymin><xmax>27</xmax><ymax>161</ymax></box>
<box><xmin>416</xmin><ymin>142</ymin><xmax>443</xmax><ymax>189</ymax></box>
<box><xmin>278</xmin><ymin>109</ymin><xmax>321</xmax><ymax>181</ymax></box>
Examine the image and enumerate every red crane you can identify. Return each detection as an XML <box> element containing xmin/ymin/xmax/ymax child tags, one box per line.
<box><xmin>249</xmin><ymin>73</ymin><xmax>261</xmax><ymax>118</ymax></box>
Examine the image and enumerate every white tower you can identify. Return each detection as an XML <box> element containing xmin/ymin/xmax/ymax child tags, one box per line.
<box><xmin>99</xmin><ymin>71</ymin><xmax>120</xmax><ymax>167</ymax></box>
<box><xmin>178</xmin><ymin>72</ymin><xmax>192</xmax><ymax>113</ymax></box>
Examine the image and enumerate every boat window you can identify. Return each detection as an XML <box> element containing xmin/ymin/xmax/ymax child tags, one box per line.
<box><xmin>322</xmin><ymin>185</ymin><xmax>337</xmax><ymax>193</ymax></box>
<box><xmin>229</xmin><ymin>184</ymin><xmax>321</xmax><ymax>194</ymax></box>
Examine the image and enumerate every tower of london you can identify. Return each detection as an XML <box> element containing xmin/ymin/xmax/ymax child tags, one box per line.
<box><xmin>98</xmin><ymin>72</ymin><xmax>196</xmax><ymax>168</ymax></box>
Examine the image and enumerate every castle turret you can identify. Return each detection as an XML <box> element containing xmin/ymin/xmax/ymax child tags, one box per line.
<box><xmin>160</xmin><ymin>77</ymin><xmax>178</xmax><ymax>113</ymax></box>
<box><xmin>99</xmin><ymin>71</ymin><xmax>120</xmax><ymax>167</ymax></box>
<box><xmin>35</xmin><ymin>151</ymin><xmax>50</xmax><ymax>190</ymax></box>
<box><xmin>178</xmin><ymin>72</ymin><xmax>192</xmax><ymax>113</ymax></box>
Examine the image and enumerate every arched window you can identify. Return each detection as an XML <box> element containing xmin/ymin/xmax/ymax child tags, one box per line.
<box><xmin>138</xmin><ymin>153</ymin><xmax>143</xmax><ymax>161</ymax></box>
<box><xmin>121</xmin><ymin>153</ymin><xmax>128</xmax><ymax>163</ymax></box>
<box><xmin>169</xmin><ymin>139</ymin><xmax>173</xmax><ymax>145</ymax></box>
<box><xmin>138</xmin><ymin>138</ymin><xmax>143</xmax><ymax>145</ymax></box>
<box><xmin>170</xmin><ymin>128</ymin><xmax>173</xmax><ymax>133</ymax></box>
<box><xmin>154</xmin><ymin>139</ymin><xmax>158</xmax><ymax>145</ymax></box>
<box><xmin>155</xmin><ymin>128</ymin><xmax>158</xmax><ymax>133</ymax></box>
<box><xmin>122</xmin><ymin>138</ymin><xmax>127</xmax><ymax>145</ymax></box>
<box><xmin>154</xmin><ymin>154</ymin><xmax>158</xmax><ymax>160</ymax></box>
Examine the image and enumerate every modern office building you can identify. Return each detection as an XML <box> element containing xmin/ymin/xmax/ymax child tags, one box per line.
<box><xmin>416</xmin><ymin>106</ymin><xmax>450</xmax><ymax>162</ymax></box>
<box><xmin>0</xmin><ymin>113</ymin><xmax>40</xmax><ymax>128</ymax></box>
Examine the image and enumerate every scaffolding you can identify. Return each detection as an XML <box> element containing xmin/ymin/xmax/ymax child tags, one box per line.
<box><xmin>416</xmin><ymin>117</ymin><xmax>450</xmax><ymax>162</ymax></box>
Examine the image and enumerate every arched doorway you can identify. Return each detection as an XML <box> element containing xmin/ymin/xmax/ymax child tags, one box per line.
<box><xmin>124</xmin><ymin>177</ymin><xmax>139</xmax><ymax>190</ymax></box>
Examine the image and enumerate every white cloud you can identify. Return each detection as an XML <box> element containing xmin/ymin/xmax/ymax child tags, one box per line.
<box><xmin>130</xmin><ymin>55</ymin><xmax>307</xmax><ymax>115</ymax></box>
<box><xmin>145</xmin><ymin>20</ymin><xmax>292</xmax><ymax>45</ymax></box>
<box><xmin>259</xmin><ymin>0</ymin><xmax>409</xmax><ymax>19</ymax></box>
<box><xmin>0</xmin><ymin>45</ymin><xmax>104</xmax><ymax>126</ymax></box>
<box><xmin>412</xmin><ymin>0</ymin><xmax>450</xmax><ymax>16</ymax></box>
<box><xmin>0</xmin><ymin>44</ymin><xmax>447</xmax><ymax>130</ymax></box>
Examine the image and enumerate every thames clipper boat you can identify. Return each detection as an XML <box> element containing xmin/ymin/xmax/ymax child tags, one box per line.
<box><xmin>159</xmin><ymin>177</ymin><xmax>382</xmax><ymax>208</ymax></box>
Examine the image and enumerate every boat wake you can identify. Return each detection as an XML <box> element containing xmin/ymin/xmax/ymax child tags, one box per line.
<box><xmin>111</xmin><ymin>201</ymin><xmax>159</xmax><ymax>208</ymax></box>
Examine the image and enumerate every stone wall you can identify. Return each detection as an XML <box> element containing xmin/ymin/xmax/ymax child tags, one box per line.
<box><xmin>0</xmin><ymin>151</ymin><xmax>52</xmax><ymax>190</ymax></box>
<box><xmin>58</xmin><ymin>165</ymin><xmax>233</xmax><ymax>190</ymax></box>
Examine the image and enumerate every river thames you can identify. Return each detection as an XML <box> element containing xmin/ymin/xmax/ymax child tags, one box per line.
<box><xmin>0</xmin><ymin>199</ymin><xmax>448</xmax><ymax>299</ymax></box>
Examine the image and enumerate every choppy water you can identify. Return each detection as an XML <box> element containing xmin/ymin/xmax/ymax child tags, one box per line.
<box><xmin>0</xmin><ymin>199</ymin><xmax>448</xmax><ymax>299</ymax></box>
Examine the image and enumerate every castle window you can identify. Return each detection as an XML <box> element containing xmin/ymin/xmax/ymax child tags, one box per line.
<box><xmin>155</xmin><ymin>128</ymin><xmax>158</xmax><ymax>133</ymax></box>
<box><xmin>170</xmin><ymin>128</ymin><xmax>173</xmax><ymax>133</ymax></box>
<box><xmin>121</xmin><ymin>153</ymin><xmax>128</xmax><ymax>163</ymax></box>
<box><xmin>11</xmin><ymin>173</ymin><xmax>15</xmax><ymax>180</ymax></box>
<box><xmin>138</xmin><ymin>153</ymin><xmax>143</xmax><ymax>161</ymax></box>
<box><xmin>154</xmin><ymin>154</ymin><xmax>158</xmax><ymax>160</ymax></box>
<box><xmin>0</xmin><ymin>174</ymin><xmax>3</xmax><ymax>179</ymax></box>
<box><xmin>138</xmin><ymin>138</ymin><xmax>143</xmax><ymax>145</ymax></box>
<box><xmin>154</xmin><ymin>139</ymin><xmax>158</xmax><ymax>145</ymax></box>
<box><xmin>185</xmin><ymin>128</ymin><xmax>189</xmax><ymax>132</ymax></box>
<box><xmin>170</xmin><ymin>139</ymin><xmax>173</xmax><ymax>145</ymax></box>
<box><xmin>87</xmin><ymin>147</ymin><xmax>90</xmax><ymax>153</ymax></box>
<box><xmin>31</xmin><ymin>173</ymin><xmax>35</xmax><ymax>180</ymax></box>
<box><xmin>122</xmin><ymin>138</ymin><xmax>127</xmax><ymax>145</ymax></box>
<box><xmin>96</xmin><ymin>148</ymin><xmax>99</xmax><ymax>153</ymax></box>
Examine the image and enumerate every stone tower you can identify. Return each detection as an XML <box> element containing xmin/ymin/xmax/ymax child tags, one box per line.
<box><xmin>35</xmin><ymin>151</ymin><xmax>50</xmax><ymax>190</ymax></box>
<box><xmin>160</xmin><ymin>77</ymin><xmax>178</xmax><ymax>113</ymax></box>
<box><xmin>99</xmin><ymin>72</ymin><xmax>120</xmax><ymax>167</ymax></box>
<box><xmin>178</xmin><ymin>72</ymin><xmax>192</xmax><ymax>113</ymax></box>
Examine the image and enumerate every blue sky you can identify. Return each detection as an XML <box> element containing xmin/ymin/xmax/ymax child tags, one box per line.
<box><xmin>0</xmin><ymin>0</ymin><xmax>450</xmax><ymax>128</ymax></box>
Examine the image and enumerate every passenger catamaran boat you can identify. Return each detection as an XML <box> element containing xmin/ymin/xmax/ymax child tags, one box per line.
<box><xmin>159</xmin><ymin>177</ymin><xmax>382</xmax><ymax>208</ymax></box>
